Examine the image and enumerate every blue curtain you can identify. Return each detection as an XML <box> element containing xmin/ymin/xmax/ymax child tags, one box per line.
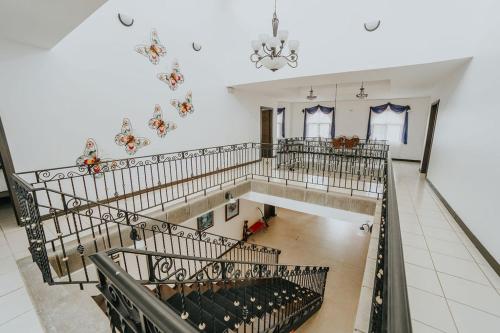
<box><xmin>302</xmin><ymin>105</ymin><xmax>335</xmax><ymax>138</ymax></box>
<box><xmin>277</xmin><ymin>107</ymin><xmax>285</xmax><ymax>138</ymax></box>
<box><xmin>366</xmin><ymin>103</ymin><xmax>410</xmax><ymax>144</ymax></box>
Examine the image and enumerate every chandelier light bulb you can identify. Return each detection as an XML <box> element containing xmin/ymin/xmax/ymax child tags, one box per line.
<box><xmin>277</xmin><ymin>30</ymin><xmax>289</xmax><ymax>42</ymax></box>
<box><xmin>288</xmin><ymin>40</ymin><xmax>299</xmax><ymax>52</ymax></box>
<box><xmin>251</xmin><ymin>40</ymin><xmax>261</xmax><ymax>52</ymax></box>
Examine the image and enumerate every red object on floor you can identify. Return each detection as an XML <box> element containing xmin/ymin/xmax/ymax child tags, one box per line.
<box><xmin>248</xmin><ymin>220</ymin><xmax>266</xmax><ymax>234</ymax></box>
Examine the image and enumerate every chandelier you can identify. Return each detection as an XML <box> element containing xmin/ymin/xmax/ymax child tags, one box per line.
<box><xmin>356</xmin><ymin>81</ymin><xmax>368</xmax><ymax>99</ymax></box>
<box><xmin>306</xmin><ymin>87</ymin><xmax>317</xmax><ymax>100</ymax></box>
<box><xmin>250</xmin><ymin>0</ymin><xmax>299</xmax><ymax>72</ymax></box>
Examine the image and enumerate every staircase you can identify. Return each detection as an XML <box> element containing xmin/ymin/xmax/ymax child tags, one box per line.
<box><xmin>90</xmin><ymin>248</ymin><xmax>329</xmax><ymax>333</ymax></box>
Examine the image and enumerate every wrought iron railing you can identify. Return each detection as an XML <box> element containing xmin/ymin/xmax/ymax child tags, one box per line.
<box><xmin>11</xmin><ymin>140</ymin><xmax>387</xmax><ymax>287</ymax></box>
<box><xmin>91</xmin><ymin>248</ymin><xmax>329</xmax><ymax>333</ymax></box>
<box><xmin>15</xmin><ymin>141</ymin><xmax>388</xmax><ymax>221</ymax></box>
<box><xmin>11</xmin><ymin>174</ymin><xmax>280</xmax><ymax>287</ymax></box>
<box><xmin>368</xmin><ymin>157</ymin><xmax>412</xmax><ymax>333</ymax></box>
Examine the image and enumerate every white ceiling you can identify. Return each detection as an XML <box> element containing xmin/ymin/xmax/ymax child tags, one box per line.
<box><xmin>231</xmin><ymin>58</ymin><xmax>471</xmax><ymax>102</ymax></box>
<box><xmin>0</xmin><ymin>0</ymin><xmax>106</xmax><ymax>48</ymax></box>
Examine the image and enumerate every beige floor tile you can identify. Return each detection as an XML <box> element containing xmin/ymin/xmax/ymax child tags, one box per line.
<box><xmin>405</xmin><ymin>263</ymin><xmax>443</xmax><ymax>296</ymax></box>
<box><xmin>0</xmin><ymin>270</ymin><xmax>24</xmax><ymax>297</ymax></box>
<box><xmin>401</xmin><ymin>232</ymin><xmax>428</xmax><ymax>250</ymax></box>
<box><xmin>431</xmin><ymin>253</ymin><xmax>489</xmax><ymax>285</ymax></box>
<box><xmin>438</xmin><ymin>273</ymin><xmax>500</xmax><ymax>316</ymax></box>
<box><xmin>0</xmin><ymin>309</ymin><xmax>43</xmax><ymax>333</ymax></box>
<box><xmin>421</xmin><ymin>226</ymin><xmax>461</xmax><ymax>244</ymax></box>
<box><xmin>425</xmin><ymin>237</ymin><xmax>473</xmax><ymax>261</ymax></box>
<box><xmin>0</xmin><ymin>288</ymin><xmax>34</xmax><ymax>325</ymax></box>
<box><xmin>412</xmin><ymin>320</ymin><xmax>448</xmax><ymax>333</ymax></box>
<box><xmin>447</xmin><ymin>300</ymin><xmax>500</xmax><ymax>333</ymax></box>
<box><xmin>417</xmin><ymin>215</ymin><xmax>453</xmax><ymax>230</ymax></box>
<box><xmin>403</xmin><ymin>246</ymin><xmax>434</xmax><ymax>269</ymax></box>
<box><xmin>407</xmin><ymin>287</ymin><xmax>457</xmax><ymax>333</ymax></box>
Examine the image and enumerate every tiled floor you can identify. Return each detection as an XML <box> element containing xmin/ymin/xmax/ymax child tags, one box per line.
<box><xmin>0</xmin><ymin>199</ymin><xmax>43</xmax><ymax>332</ymax></box>
<box><xmin>394</xmin><ymin>162</ymin><xmax>500</xmax><ymax>333</ymax></box>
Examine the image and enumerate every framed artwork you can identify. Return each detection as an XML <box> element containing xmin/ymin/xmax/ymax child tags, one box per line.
<box><xmin>197</xmin><ymin>211</ymin><xmax>214</xmax><ymax>231</ymax></box>
<box><xmin>225</xmin><ymin>199</ymin><xmax>240</xmax><ymax>221</ymax></box>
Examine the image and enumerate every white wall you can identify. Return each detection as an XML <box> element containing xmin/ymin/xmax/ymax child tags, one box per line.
<box><xmin>0</xmin><ymin>0</ymin><xmax>273</xmax><ymax>172</ymax></box>
<box><xmin>180</xmin><ymin>199</ymin><xmax>263</xmax><ymax>242</ymax></box>
<box><xmin>285</xmin><ymin>97</ymin><xmax>430</xmax><ymax>160</ymax></box>
<box><xmin>427</xmin><ymin>20</ymin><xmax>500</xmax><ymax>259</ymax></box>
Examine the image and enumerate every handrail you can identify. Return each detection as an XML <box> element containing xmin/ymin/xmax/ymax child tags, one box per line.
<box><xmin>90</xmin><ymin>252</ymin><xmax>198</xmax><ymax>333</ymax></box>
<box><xmin>368</xmin><ymin>156</ymin><xmax>412</xmax><ymax>333</ymax></box>
<box><xmin>385</xmin><ymin>158</ymin><xmax>412</xmax><ymax>332</ymax></box>
<box><xmin>107</xmin><ymin>247</ymin><xmax>321</xmax><ymax>269</ymax></box>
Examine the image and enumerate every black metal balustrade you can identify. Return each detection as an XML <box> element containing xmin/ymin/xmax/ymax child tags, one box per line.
<box><xmin>11</xmin><ymin>174</ymin><xmax>280</xmax><ymax>286</ymax></box>
<box><xmin>10</xmin><ymin>139</ymin><xmax>412</xmax><ymax>332</ymax></box>
<box><xmin>91</xmin><ymin>248</ymin><xmax>329</xmax><ymax>333</ymax></box>
<box><xmin>16</xmin><ymin>141</ymin><xmax>388</xmax><ymax>220</ymax></box>
<box><xmin>11</xmin><ymin>140</ymin><xmax>387</xmax><ymax>286</ymax></box>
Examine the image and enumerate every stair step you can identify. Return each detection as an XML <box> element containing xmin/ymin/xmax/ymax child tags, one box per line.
<box><xmin>166</xmin><ymin>293</ymin><xmax>228</xmax><ymax>333</ymax></box>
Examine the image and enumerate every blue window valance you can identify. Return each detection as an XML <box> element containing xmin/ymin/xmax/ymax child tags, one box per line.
<box><xmin>302</xmin><ymin>105</ymin><xmax>335</xmax><ymax>138</ymax></box>
<box><xmin>366</xmin><ymin>103</ymin><xmax>410</xmax><ymax>144</ymax></box>
<box><xmin>277</xmin><ymin>107</ymin><xmax>285</xmax><ymax>138</ymax></box>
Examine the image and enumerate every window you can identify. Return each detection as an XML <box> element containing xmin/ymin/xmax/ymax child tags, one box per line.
<box><xmin>276</xmin><ymin>111</ymin><xmax>284</xmax><ymax>138</ymax></box>
<box><xmin>369</xmin><ymin>110</ymin><xmax>405</xmax><ymax>144</ymax></box>
<box><xmin>305</xmin><ymin>111</ymin><xmax>332</xmax><ymax>138</ymax></box>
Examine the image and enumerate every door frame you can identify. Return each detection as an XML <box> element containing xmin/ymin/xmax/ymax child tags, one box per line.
<box><xmin>0</xmin><ymin>116</ymin><xmax>21</xmax><ymax>224</ymax></box>
<box><xmin>260</xmin><ymin>107</ymin><xmax>274</xmax><ymax>158</ymax></box>
<box><xmin>420</xmin><ymin>100</ymin><xmax>440</xmax><ymax>174</ymax></box>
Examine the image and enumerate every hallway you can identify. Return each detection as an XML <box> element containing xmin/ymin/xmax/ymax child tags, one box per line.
<box><xmin>393</xmin><ymin>162</ymin><xmax>500</xmax><ymax>332</ymax></box>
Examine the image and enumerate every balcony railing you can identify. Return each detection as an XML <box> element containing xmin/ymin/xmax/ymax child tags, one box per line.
<box><xmin>16</xmin><ymin>141</ymin><xmax>388</xmax><ymax>220</ymax></box>
<box><xmin>11</xmin><ymin>139</ymin><xmax>410</xmax><ymax>332</ymax></box>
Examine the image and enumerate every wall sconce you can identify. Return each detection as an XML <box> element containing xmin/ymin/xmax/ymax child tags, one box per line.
<box><xmin>117</xmin><ymin>13</ymin><xmax>134</xmax><ymax>27</ymax></box>
<box><xmin>225</xmin><ymin>192</ymin><xmax>236</xmax><ymax>204</ymax></box>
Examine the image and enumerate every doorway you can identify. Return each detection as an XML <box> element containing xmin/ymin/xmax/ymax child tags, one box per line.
<box><xmin>0</xmin><ymin>116</ymin><xmax>20</xmax><ymax>224</ymax></box>
<box><xmin>420</xmin><ymin>100</ymin><xmax>440</xmax><ymax>173</ymax></box>
<box><xmin>260</xmin><ymin>107</ymin><xmax>273</xmax><ymax>158</ymax></box>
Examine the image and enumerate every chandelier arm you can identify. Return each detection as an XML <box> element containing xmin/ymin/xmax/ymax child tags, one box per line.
<box><xmin>250</xmin><ymin>53</ymin><xmax>263</xmax><ymax>62</ymax></box>
<box><xmin>280</xmin><ymin>53</ymin><xmax>298</xmax><ymax>62</ymax></box>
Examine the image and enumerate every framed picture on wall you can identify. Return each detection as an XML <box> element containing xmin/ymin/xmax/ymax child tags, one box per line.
<box><xmin>225</xmin><ymin>199</ymin><xmax>240</xmax><ymax>221</ymax></box>
<box><xmin>197</xmin><ymin>211</ymin><xmax>214</xmax><ymax>231</ymax></box>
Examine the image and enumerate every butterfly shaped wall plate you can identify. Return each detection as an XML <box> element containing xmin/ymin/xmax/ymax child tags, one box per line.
<box><xmin>148</xmin><ymin>104</ymin><xmax>177</xmax><ymax>138</ymax></box>
<box><xmin>114</xmin><ymin>118</ymin><xmax>150</xmax><ymax>155</ymax></box>
<box><xmin>76</xmin><ymin>138</ymin><xmax>112</xmax><ymax>176</ymax></box>
<box><xmin>135</xmin><ymin>29</ymin><xmax>166</xmax><ymax>65</ymax></box>
<box><xmin>171</xmin><ymin>91</ymin><xmax>194</xmax><ymax>118</ymax></box>
<box><xmin>157</xmin><ymin>60</ymin><xmax>184</xmax><ymax>91</ymax></box>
